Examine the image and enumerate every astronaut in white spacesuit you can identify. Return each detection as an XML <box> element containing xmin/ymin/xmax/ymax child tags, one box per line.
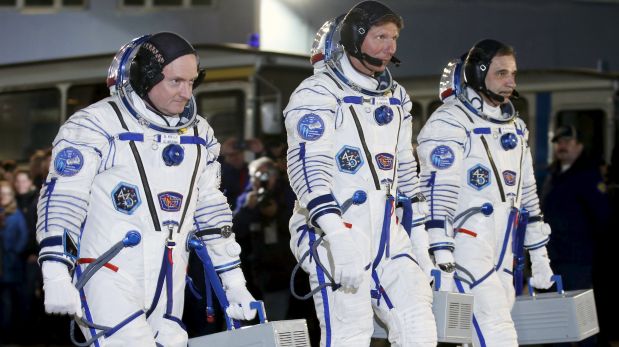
<box><xmin>36</xmin><ymin>32</ymin><xmax>256</xmax><ymax>346</ymax></box>
<box><xmin>417</xmin><ymin>39</ymin><xmax>555</xmax><ymax>346</ymax></box>
<box><xmin>285</xmin><ymin>2</ymin><xmax>437</xmax><ymax>346</ymax></box>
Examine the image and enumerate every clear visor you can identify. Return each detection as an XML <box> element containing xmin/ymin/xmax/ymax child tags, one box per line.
<box><xmin>439</xmin><ymin>58</ymin><xmax>517</xmax><ymax>122</ymax></box>
<box><xmin>310</xmin><ymin>19</ymin><xmax>334</xmax><ymax>65</ymax></box>
<box><xmin>314</xmin><ymin>15</ymin><xmax>345</xmax><ymax>65</ymax></box>
<box><xmin>107</xmin><ymin>35</ymin><xmax>151</xmax><ymax>94</ymax></box>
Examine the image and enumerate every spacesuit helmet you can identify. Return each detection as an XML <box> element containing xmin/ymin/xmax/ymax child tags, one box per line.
<box><xmin>129</xmin><ymin>32</ymin><xmax>205</xmax><ymax>98</ymax></box>
<box><xmin>311</xmin><ymin>18</ymin><xmax>337</xmax><ymax>67</ymax></box>
<box><xmin>463</xmin><ymin>39</ymin><xmax>516</xmax><ymax>103</ymax></box>
<box><xmin>106</xmin><ymin>32</ymin><xmax>204</xmax><ymax>132</ymax></box>
<box><xmin>339</xmin><ymin>0</ymin><xmax>403</xmax><ymax>67</ymax></box>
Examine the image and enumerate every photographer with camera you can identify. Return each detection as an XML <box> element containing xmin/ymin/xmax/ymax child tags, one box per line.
<box><xmin>232</xmin><ymin>156</ymin><xmax>296</xmax><ymax>321</ymax></box>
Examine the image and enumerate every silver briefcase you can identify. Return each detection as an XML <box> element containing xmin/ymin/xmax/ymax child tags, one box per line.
<box><xmin>373</xmin><ymin>290</ymin><xmax>474</xmax><ymax>343</ymax></box>
<box><xmin>188</xmin><ymin>319</ymin><xmax>311</xmax><ymax>347</ymax></box>
<box><xmin>512</xmin><ymin>276</ymin><xmax>599</xmax><ymax>345</ymax></box>
<box><xmin>188</xmin><ymin>301</ymin><xmax>311</xmax><ymax>347</ymax></box>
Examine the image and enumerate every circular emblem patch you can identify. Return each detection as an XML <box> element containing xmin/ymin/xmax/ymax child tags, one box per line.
<box><xmin>297</xmin><ymin>113</ymin><xmax>325</xmax><ymax>141</ymax></box>
<box><xmin>430</xmin><ymin>145</ymin><xmax>455</xmax><ymax>169</ymax></box>
<box><xmin>54</xmin><ymin>147</ymin><xmax>84</xmax><ymax>177</ymax></box>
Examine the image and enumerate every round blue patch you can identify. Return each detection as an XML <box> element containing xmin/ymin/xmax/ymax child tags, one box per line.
<box><xmin>297</xmin><ymin>113</ymin><xmax>325</xmax><ymax>141</ymax></box>
<box><xmin>54</xmin><ymin>147</ymin><xmax>84</xmax><ymax>177</ymax></box>
<box><xmin>430</xmin><ymin>145</ymin><xmax>455</xmax><ymax>169</ymax></box>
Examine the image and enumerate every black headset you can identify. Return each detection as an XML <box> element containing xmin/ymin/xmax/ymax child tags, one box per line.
<box><xmin>129</xmin><ymin>45</ymin><xmax>165</xmax><ymax>98</ymax></box>
<box><xmin>340</xmin><ymin>1</ymin><xmax>402</xmax><ymax>67</ymax></box>
<box><xmin>463</xmin><ymin>39</ymin><xmax>517</xmax><ymax>102</ymax></box>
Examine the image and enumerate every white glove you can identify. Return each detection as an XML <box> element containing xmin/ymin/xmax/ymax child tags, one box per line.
<box><xmin>323</xmin><ymin>229</ymin><xmax>366</xmax><ymax>291</ymax></box>
<box><xmin>433</xmin><ymin>249</ymin><xmax>455</xmax><ymax>292</ymax></box>
<box><xmin>41</xmin><ymin>261</ymin><xmax>82</xmax><ymax>318</ymax></box>
<box><xmin>220</xmin><ymin>268</ymin><xmax>257</xmax><ymax>320</ymax></box>
<box><xmin>410</xmin><ymin>224</ymin><xmax>436</xmax><ymax>283</ymax></box>
<box><xmin>317</xmin><ymin>214</ymin><xmax>366</xmax><ymax>291</ymax></box>
<box><xmin>529</xmin><ymin>247</ymin><xmax>555</xmax><ymax>289</ymax></box>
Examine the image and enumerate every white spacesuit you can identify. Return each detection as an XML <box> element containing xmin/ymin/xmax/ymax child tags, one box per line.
<box><xmin>286</xmin><ymin>2</ymin><xmax>437</xmax><ymax>346</ymax></box>
<box><xmin>417</xmin><ymin>39</ymin><xmax>555</xmax><ymax>346</ymax></box>
<box><xmin>36</xmin><ymin>33</ymin><xmax>255</xmax><ymax>347</ymax></box>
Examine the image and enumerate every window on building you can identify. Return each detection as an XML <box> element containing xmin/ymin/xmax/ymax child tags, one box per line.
<box><xmin>66</xmin><ymin>83</ymin><xmax>109</xmax><ymax>117</ymax></box>
<box><xmin>153</xmin><ymin>0</ymin><xmax>181</xmax><ymax>5</ymax></box>
<box><xmin>555</xmin><ymin>109</ymin><xmax>606</xmax><ymax>163</ymax></box>
<box><xmin>24</xmin><ymin>0</ymin><xmax>53</xmax><ymax>5</ymax></box>
<box><xmin>122</xmin><ymin>0</ymin><xmax>213</xmax><ymax>7</ymax></box>
<box><xmin>195</xmin><ymin>90</ymin><xmax>245</xmax><ymax>141</ymax></box>
<box><xmin>18</xmin><ymin>0</ymin><xmax>85</xmax><ymax>8</ymax></box>
<box><xmin>0</xmin><ymin>89</ymin><xmax>61</xmax><ymax>162</ymax></box>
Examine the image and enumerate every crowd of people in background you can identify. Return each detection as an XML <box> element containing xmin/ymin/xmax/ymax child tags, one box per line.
<box><xmin>0</xmin><ymin>149</ymin><xmax>54</xmax><ymax>344</ymax></box>
<box><xmin>2</xmin><ymin>130</ymin><xmax>619</xmax><ymax>345</ymax></box>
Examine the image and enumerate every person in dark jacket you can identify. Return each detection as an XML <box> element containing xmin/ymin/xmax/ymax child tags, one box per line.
<box><xmin>542</xmin><ymin>125</ymin><xmax>609</xmax><ymax>288</ymax></box>
<box><xmin>0</xmin><ymin>180</ymin><xmax>29</xmax><ymax>343</ymax></box>
<box><xmin>232</xmin><ymin>156</ymin><xmax>296</xmax><ymax>320</ymax></box>
<box><xmin>541</xmin><ymin>125</ymin><xmax>610</xmax><ymax>347</ymax></box>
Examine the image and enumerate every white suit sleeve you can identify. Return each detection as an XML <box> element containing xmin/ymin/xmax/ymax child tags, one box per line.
<box><xmin>192</xmin><ymin>123</ymin><xmax>240</xmax><ymax>273</ymax></box>
<box><xmin>395</xmin><ymin>86</ymin><xmax>422</xmax><ymax>199</ymax></box>
<box><xmin>36</xmin><ymin>109</ymin><xmax>108</xmax><ymax>269</ymax></box>
<box><xmin>416</xmin><ymin>108</ymin><xmax>468</xmax><ymax>252</ymax></box>
<box><xmin>284</xmin><ymin>75</ymin><xmax>342</xmax><ymax>230</ymax></box>
<box><xmin>519</xmin><ymin>123</ymin><xmax>551</xmax><ymax>250</ymax></box>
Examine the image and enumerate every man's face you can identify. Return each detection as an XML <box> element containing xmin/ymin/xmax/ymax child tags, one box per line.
<box><xmin>553</xmin><ymin>137</ymin><xmax>583</xmax><ymax>165</ymax></box>
<box><xmin>357</xmin><ymin>21</ymin><xmax>399</xmax><ymax>74</ymax></box>
<box><xmin>484</xmin><ymin>54</ymin><xmax>517</xmax><ymax>106</ymax></box>
<box><xmin>148</xmin><ymin>54</ymin><xmax>198</xmax><ymax>116</ymax></box>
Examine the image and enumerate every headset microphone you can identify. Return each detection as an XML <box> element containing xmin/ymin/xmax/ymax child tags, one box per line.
<box><xmin>486</xmin><ymin>90</ymin><xmax>505</xmax><ymax>103</ymax></box>
<box><xmin>390</xmin><ymin>56</ymin><xmax>401</xmax><ymax>67</ymax></box>
<box><xmin>361</xmin><ymin>54</ymin><xmax>402</xmax><ymax>68</ymax></box>
<box><xmin>362</xmin><ymin>53</ymin><xmax>384</xmax><ymax>67</ymax></box>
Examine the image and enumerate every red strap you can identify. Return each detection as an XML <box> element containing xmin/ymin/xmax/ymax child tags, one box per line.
<box><xmin>77</xmin><ymin>258</ymin><xmax>119</xmax><ymax>272</ymax></box>
<box><xmin>457</xmin><ymin>228</ymin><xmax>477</xmax><ymax>237</ymax></box>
